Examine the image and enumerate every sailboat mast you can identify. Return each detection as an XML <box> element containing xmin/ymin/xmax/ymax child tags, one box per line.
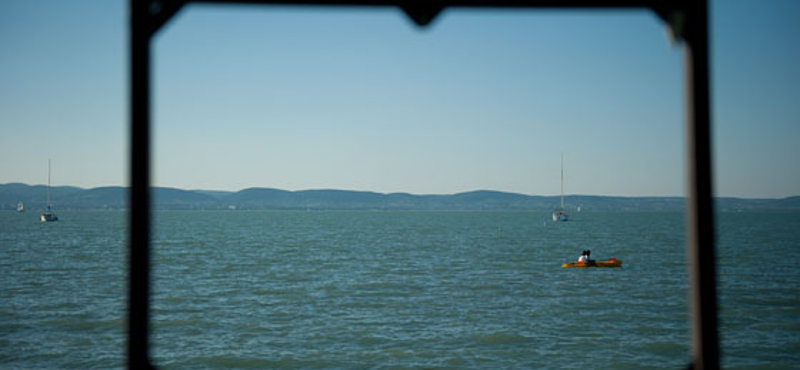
<box><xmin>47</xmin><ymin>159</ymin><xmax>51</xmax><ymax>207</ymax></box>
<box><xmin>560</xmin><ymin>153</ymin><xmax>564</xmax><ymax>210</ymax></box>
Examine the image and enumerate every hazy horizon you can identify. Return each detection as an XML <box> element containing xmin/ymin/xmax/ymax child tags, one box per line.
<box><xmin>5</xmin><ymin>181</ymin><xmax>798</xmax><ymax>200</ymax></box>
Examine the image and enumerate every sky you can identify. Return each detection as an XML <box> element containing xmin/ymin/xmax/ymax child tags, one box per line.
<box><xmin>0</xmin><ymin>0</ymin><xmax>798</xmax><ymax>198</ymax></box>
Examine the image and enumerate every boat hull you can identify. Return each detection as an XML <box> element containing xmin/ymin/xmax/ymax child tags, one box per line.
<box><xmin>562</xmin><ymin>260</ymin><xmax>622</xmax><ymax>268</ymax></box>
<box><xmin>40</xmin><ymin>213</ymin><xmax>58</xmax><ymax>222</ymax></box>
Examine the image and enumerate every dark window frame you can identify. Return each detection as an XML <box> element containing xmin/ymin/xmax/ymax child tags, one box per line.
<box><xmin>128</xmin><ymin>1</ymin><xmax>717</xmax><ymax>369</ymax></box>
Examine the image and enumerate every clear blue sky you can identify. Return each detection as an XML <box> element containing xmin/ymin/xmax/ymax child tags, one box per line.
<box><xmin>1</xmin><ymin>0</ymin><xmax>798</xmax><ymax>198</ymax></box>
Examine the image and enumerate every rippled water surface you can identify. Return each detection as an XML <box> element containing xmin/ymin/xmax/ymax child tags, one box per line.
<box><xmin>1</xmin><ymin>210</ymin><xmax>798</xmax><ymax>369</ymax></box>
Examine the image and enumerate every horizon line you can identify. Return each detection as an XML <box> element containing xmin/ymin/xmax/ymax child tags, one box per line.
<box><xmin>2</xmin><ymin>182</ymin><xmax>797</xmax><ymax>200</ymax></box>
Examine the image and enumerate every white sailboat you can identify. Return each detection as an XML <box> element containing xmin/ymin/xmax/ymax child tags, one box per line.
<box><xmin>552</xmin><ymin>154</ymin><xmax>568</xmax><ymax>222</ymax></box>
<box><xmin>17</xmin><ymin>202</ymin><xmax>24</xmax><ymax>212</ymax></box>
<box><xmin>41</xmin><ymin>159</ymin><xmax>58</xmax><ymax>222</ymax></box>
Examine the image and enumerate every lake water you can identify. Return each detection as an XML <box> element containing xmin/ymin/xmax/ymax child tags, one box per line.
<box><xmin>1</xmin><ymin>210</ymin><xmax>798</xmax><ymax>369</ymax></box>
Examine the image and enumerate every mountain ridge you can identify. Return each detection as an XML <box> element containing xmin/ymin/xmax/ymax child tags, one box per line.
<box><xmin>1</xmin><ymin>183</ymin><xmax>798</xmax><ymax>211</ymax></box>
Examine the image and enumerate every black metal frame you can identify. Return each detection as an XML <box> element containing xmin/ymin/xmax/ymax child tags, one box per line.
<box><xmin>128</xmin><ymin>1</ymin><xmax>717</xmax><ymax>369</ymax></box>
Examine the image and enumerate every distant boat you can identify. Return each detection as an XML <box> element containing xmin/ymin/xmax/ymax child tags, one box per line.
<box><xmin>552</xmin><ymin>153</ymin><xmax>568</xmax><ymax>222</ymax></box>
<box><xmin>40</xmin><ymin>159</ymin><xmax>58</xmax><ymax>222</ymax></box>
<box><xmin>17</xmin><ymin>202</ymin><xmax>24</xmax><ymax>212</ymax></box>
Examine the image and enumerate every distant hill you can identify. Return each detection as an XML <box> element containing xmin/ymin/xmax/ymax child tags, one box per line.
<box><xmin>1</xmin><ymin>183</ymin><xmax>798</xmax><ymax>211</ymax></box>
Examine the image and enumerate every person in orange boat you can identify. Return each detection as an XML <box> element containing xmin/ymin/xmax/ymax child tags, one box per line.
<box><xmin>577</xmin><ymin>250</ymin><xmax>589</xmax><ymax>263</ymax></box>
<box><xmin>585</xmin><ymin>250</ymin><xmax>596</xmax><ymax>265</ymax></box>
<box><xmin>577</xmin><ymin>250</ymin><xmax>596</xmax><ymax>265</ymax></box>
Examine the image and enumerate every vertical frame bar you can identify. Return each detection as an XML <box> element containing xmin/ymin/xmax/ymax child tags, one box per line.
<box><xmin>128</xmin><ymin>0</ymin><xmax>153</xmax><ymax>368</ymax></box>
<box><xmin>684</xmin><ymin>1</ymin><xmax>719</xmax><ymax>369</ymax></box>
